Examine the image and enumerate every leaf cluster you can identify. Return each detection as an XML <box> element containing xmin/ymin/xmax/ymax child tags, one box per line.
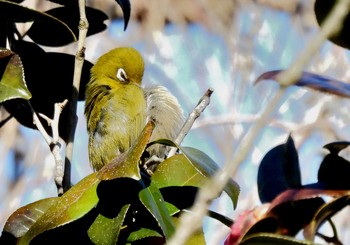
<box><xmin>1</xmin><ymin>121</ymin><xmax>239</xmax><ymax>244</ymax></box>
<box><xmin>0</xmin><ymin>0</ymin><xmax>116</xmax><ymax>140</ymax></box>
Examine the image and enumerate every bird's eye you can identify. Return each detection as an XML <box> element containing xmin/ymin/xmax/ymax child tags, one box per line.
<box><xmin>116</xmin><ymin>68</ymin><xmax>128</xmax><ymax>82</ymax></box>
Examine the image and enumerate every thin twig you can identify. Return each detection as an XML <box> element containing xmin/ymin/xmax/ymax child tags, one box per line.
<box><xmin>63</xmin><ymin>0</ymin><xmax>89</xmax><ymax>192</ymax></box>
<box><xmin>29</xmin><ymin>100</ymin><xmax>68</xmax><ymax>195</ymax></box>
<box><xmin>167</xmin><ymin>0</ymin><xmax>350</xmax><ymax>244</ymax></box>
<box><xmin>168</xmin><ymin>88</ymin><xmax>214</xmax><ymax>157</ymax></box>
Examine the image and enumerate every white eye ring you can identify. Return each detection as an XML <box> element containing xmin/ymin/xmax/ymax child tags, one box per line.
<box><xmin>116</xmin><ymin>68</ymin><xmax>128</xmax><ymax>82</ymax></box>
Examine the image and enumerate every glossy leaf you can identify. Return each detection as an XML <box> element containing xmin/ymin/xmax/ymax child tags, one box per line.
<box><xmin>304</xmin><ymin>195</ymin><xmax>350</xmax><ymax>241</ymax></box>
<box><xmin>127</xmin><ymin>228</ymin><xmax>163</xmax><ymax>243</ymax></box>
<box><xmin>3</xmin><ymin>197</ymin><xmax>57</xmax><ymax>238</ymax></box>
<box><xmin>97</xmin><ymin>121</ymin><xmax>154</xmax><ymax>180</ymax></box>
<box><xmin>240</xmin><ymin>232</ymin><xmax>318</xmax><ymax>245</ymax></box>
<box><xmin>255</xmin><ymin>70</ymin><xmax>350</xmax><ymax>98</ymax></box>
<box><xmin>139</xmin><ymin>185</ymin><xmax>175</xmax><ymax>240</ymax></box>
<box><xmin>314</xmin><ymin>0</ymin><xmax>350</xmax><ymax>50</ymax></box>
<box><xmin>116</xmin><ymin>0</ymin><xmax>131</xmax><ymax>30</ymax></box>
<box><xmin>181</xmin><ymin>146</ymin><xmax>240</xmax><ymax>208</ymax></box>
<box><xmin>27</xmin><ymin>6</ymin><xmax>107</xmax><ymax>47</ymax></box>
<box><xmin>172</xmin><ymin>216</ymin><xmax>206</xmax><ymax>245</ymax></box>
<box><xmin>0</xmin><ymin>49</ymin><xmax>31</xmax><ymax>103</ymax></box>
<box><xmin>17</xmin><ymin>172</ymin><xmax>100</xmax><ymax>244</ymax></box>
<box><xmin>88</xmin><ymin>204</ymin><xmax>130</xmax><ymax>245</ymax></box>
<box><xmin>152</xmin><ymin>154</ymin><xmax>207</xmax><ymax>188</ymax></box>
<box><xmin>0</xmin><ymin>0</ymin><xmax>75</xmax><ymax>40</ymax></box>
<box><xmin>258</xmin><ymin>135</ymin><xmax>301</xmax><ymax>203</ymax></box>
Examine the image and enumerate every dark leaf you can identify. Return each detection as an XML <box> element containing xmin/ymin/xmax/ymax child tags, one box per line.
<box><xmin>267</xmin><ymin>198</ymin><xmax>325</xmax><ymax>236</ymax></box>
<box><xmin>4</xmin><ymin>40</ymin><xmax>93</xmax><ymax>140</ymax></box>
<box><xmin>27</xmin><ymin>6</ymin><xmax>108</xmax><ymax>46</ymax></box>
<box><xmin>97</xmin><ymin>121</ymin><xmax>154</xmax><ymax>180</ymax></box>
<box><xmin>318</xmin><ymin>142</ymin><xmax>350</xmax><ymax>189</ymax></box>
<box><xmin>258</xmin><ymin>135</ymin><xmax>301</xmax><ymax>203</ymax></box>
<box><xmin>240</xmin><ymin>232</ymin><xmax>318</xmax><ymax>245</ymax></box>
<box><xmin>314</xmin><ymin>0</ymin><xmax>350</xmax><ymax>49</ymax></box>
<box><xmin>0</xmin><ymin>0</ymin><xmax>75</xmax><ymax>39</ymax></box>
<box><xmin>116</xmin><ymin>0</ymin><xmax>131</xmax><ymax>30</ymax></box>
<box><xmin>255</xmin><ymin>70</ymin><xmax>350</xmax><ymax>98</ymax></box>
<box><xmin>304</xmin><ymin>195</ymin><xmax>350</xmax><ymax>241</ymax></box>
<box><xmin>96</xmin><ymin>178</ymin><xmax>143</xmax><ymax>218</ymax></box>
<box><xmin>0</xmin><ymin>48</ymin><xmax>31</xmax><ymax>103</ymax></box>
<box><xmin>159</xmin><ymin>186</ymin><xmax>198</xmax><ymax>211</ymax></box>
<box><xmin>139</xmin><ymin>185</ymin><xmax>175</xmax><ymax>240</ymax></box>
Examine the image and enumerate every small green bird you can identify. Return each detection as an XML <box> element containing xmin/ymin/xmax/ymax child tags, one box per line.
<box><xmin>85</xmin><ymin>47</ymin><xmax>184</xmax><ymax>171</ymax></box>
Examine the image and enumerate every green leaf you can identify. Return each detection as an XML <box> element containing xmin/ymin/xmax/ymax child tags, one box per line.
<box><xmin>240</xmin><ymin>233</ymin><xmax>320</xmax><ymax>245</ymax></box>
<box><xmin>17</xmin><ymin>172</ymin><xmax>100</xmax><ymax>244</ymax></box>
<box><xmin>139</xmin><ymin>185</ymin><xmax>175</xmax><ymax>240</ymax></box>
<box><xmin>181</xmin><ymin>146</ymin><xmax>240</xmax><ymax>209</ymax></box>
<box><xmin>152</xmin><ymin>154</ymin><xmax>207</xmax><ymax>188</ymax></box>
<box><xmin>97</xmin><ymin>121</ymin><xmax>154</xmax><ymax>180</ymax></box>
<box><xmin>304</xmin><ymin>195</ymin><xmax>350</xmax><ymax>241</ymax></box>
<box><xmin>3</xmin><ymin>197</ymin><xmax>58</xmax><ymax>238</ymax></box>
<box><xmin>88</xmin><ymin>204</ymin><xmax>130</xmax><ymax>245</ymax></box>
<box><xmin>0</xmin><ymin>49</ymin><xmax>31</xmax><ymax>103</ymax></box>
<box><xmin>127</xmin><ymin>228</ymin><xmax>163</xmax><ymax>243</ymax></box>
<box><xmin>258</xmin><ymin>135</ymin><xmax>301</xmax><ymax>203</ymax></box>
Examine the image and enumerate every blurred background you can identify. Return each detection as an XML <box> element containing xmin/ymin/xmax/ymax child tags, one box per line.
<box><xmin>1</xmin><ymin>0</ymin><xmax>350</xmax><ymax>244</ymax></box>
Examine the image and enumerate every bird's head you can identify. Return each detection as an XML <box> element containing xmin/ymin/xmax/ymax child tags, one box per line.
<box><xmin>91</xmin><ymin>47</ymin><xmax>145</xmax><ymax>86</ymax></box>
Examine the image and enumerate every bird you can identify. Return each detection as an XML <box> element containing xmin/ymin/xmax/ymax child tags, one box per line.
<box><xmin>84</xmin><ymin>47</ymin><xmax>184</xmax><ymax>172</ymax></box>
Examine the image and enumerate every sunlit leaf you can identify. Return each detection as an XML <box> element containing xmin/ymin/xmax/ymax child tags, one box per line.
<box><xmin>304</xmin><ymin>195</ymin><xmax>350</xmax><ymax>241</ymax></box>
<box><xmin>258</xmin><ymin>135</ymin><xmax>301</xmax><ymax>203</ymax></box>
<box><xmin>240</xmin><ymin>232</ymin><xmax>318</xmax><ymax>245</ymax></box>
<box><xmin>127</xmin><ymin>228</ymin><xmax>163</xmax><ymax>243</ymax></box>
<box><xmin>181</xmin><ymin>146</ymin><xmax>240</xmax><ymax>208</ymax></box>
<box><xmin>88</xmin><ymin>204</ymin><xmax>130</xmax><ymax>245</ymax></box>
<box><xmin>172</xmin><ymin>216</ymin><xmax>206</xmax><ymax>245</ymax></box>
<box><xmin>17</xmin><ymin>173</ymin><xmax>100</xmax><ymax>244</ymax></box>
<box><xmin>255</xmin><ymin>70</ymin><xmax>350</xmax><ymax>98</ymax></box>
<box><xmin>116</xmin><ymin>0</ymin><xmax>131</xmax><ymax>30</ymax></box>
<box><xmin>3</xmin><ymin>197</ymin><xmax>57</xmax><ymax>238</ymax></box>
<box><xmin>139</xmin><ymin>185</ymin><xmax>175</xmax><ymax>240</ymax></box>
<box><xmin>97</xmin><ymin>121</ymin><xmax>154</xmax><ymax>180</ymax></box>
<box><xmin>0</xmin><ymin>49</ymin><xmax>31</xmax><ymax>103</ymax></box>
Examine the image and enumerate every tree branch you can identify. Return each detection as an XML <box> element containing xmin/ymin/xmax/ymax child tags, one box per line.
<box><xmin>168</xmin><ymin>88</ymin><xmax>214</xmax><ymax>157</ymax></box>
<box><xmin>63</xmin><ymin>0</ymin><xmax>89</xmax><ymax>192</ymax></box>
<box><xmin>167</xmin><ymin>0</ymin><xmax>350</xmax><ymax>244</ymax></box>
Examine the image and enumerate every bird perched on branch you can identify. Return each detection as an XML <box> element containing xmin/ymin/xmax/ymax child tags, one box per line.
<box><xmin>84</xmin><ymin>47</ymin><xmax>184</xmax><ymax>171</ymax></box>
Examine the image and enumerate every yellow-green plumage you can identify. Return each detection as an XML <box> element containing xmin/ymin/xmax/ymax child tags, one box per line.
<box><xmin>85</xmin><ymin>47</ymin><xmax>146</xmax><ymax>171</ymax></box>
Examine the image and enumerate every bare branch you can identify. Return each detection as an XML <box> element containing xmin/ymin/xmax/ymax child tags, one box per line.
<box><xmin>168</xmin><ymin>0</ymin><xmax>350</xmax><ymax>244</ymax></box>
<box><xmin>168</xmin><ymin>88</ymin><xmax>214</xmax><ymax>157</ymax></box>
<box><xmin>63</xmin><ymin>0</ymin><xmax>89</xmax><ymax>192</ymax></box>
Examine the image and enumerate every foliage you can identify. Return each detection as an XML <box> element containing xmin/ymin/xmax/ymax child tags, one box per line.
<box><xmin>1</xmin><ymin>0</ymin><xmax>350</xmax><ymax>244</ymax></box>
<box><xmin>0</xmin><ymin>0</ymin><xmax>239</xmax><ymax>244</ymax></box>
